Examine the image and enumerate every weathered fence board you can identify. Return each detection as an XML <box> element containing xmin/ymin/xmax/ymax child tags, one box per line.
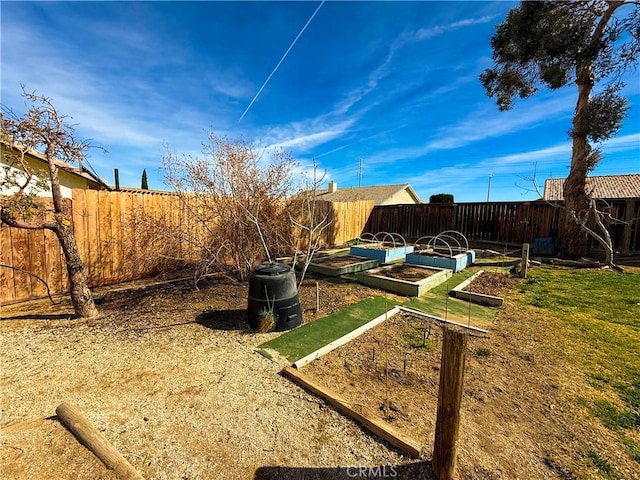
<box><xmin>1</xmin><ymin>222</ymin><xmax>15</xmax><ymax>303</ymax></box>
<box><xmin>2</xmin><ymin>193</ymin><xmax>637</xmax><ymax>305</ymax></box>
<box><xmin>364</xmin><ymin>200</ymin><xmax>639</xmax><ymax>252</ymax></box>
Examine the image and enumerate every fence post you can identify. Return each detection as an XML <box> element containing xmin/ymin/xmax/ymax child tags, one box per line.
<box><xmin>520</xmin><ymin>243</ymin><xmax>530</xmax><ymax>278</ymax></box>
<box><xmin>433</xmin><ymin>328</ymin><xmax>468</xmax><ymax>480</ymax></box>
<box><xmin>621</xmin><ymin>199</ymin><xmax>635</xmax><ymax>255</ymax></box>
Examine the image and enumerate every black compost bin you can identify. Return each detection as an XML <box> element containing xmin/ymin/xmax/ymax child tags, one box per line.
<box><xmin>247</xmin><ymin>263</ymin><xmax>303</xmax><ymax>332</ymax></box>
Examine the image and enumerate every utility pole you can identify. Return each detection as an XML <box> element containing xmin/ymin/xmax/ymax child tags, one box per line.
<box><xmin>486</xmin><ymin>174</ymin><xmax>493</xmax><ymax>202</ymax></box>
<box><xmin>358</xmin><ymin>158</ymin><xmax>363</xmax><ymax>187</ymax></box>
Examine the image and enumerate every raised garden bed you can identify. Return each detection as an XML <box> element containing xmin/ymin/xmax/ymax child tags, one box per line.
<box><xmin>405</xmin><ymin>250</ymin><xmax>475</xmax><ymax>273</ymax></box>
<box><xmin>350</xmin><ymin>244</ymin><xmax>414</xmax><ymax>263</ymax></box>
<box><xmin>292</xmin><ymin>307</ymin><xmax>488</xmax><ymax>459</ymax></box>
<box><xmin>306</xmin><ymin>254</ymin><xmax>381</xmax><ymax>277</ymax></box>
<box><xmin>450</xmin><ymin>270</ymin><xmax>515</xmax><ymax>307</ymax></box>
<box><xmin>358</xmin><ymin>264</ymin><xmax>452</xmax><ymax>297</ymax></box>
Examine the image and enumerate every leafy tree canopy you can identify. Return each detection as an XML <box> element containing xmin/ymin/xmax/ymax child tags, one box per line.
<box><xmin>480</xmin><ymin>0</ymin><xmax>638</xmax><ymax>147</ymax></box>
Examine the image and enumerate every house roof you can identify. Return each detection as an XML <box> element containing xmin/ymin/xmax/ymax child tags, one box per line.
<box><xmin>315</xmin><ymin>183</ymin><xmax>421</xmax><ymax>205</ymax></box>
<box><xmin>1</xmin><ymin>141</ymin><xmax>109</xmax><ymax>190</ymax></box>
<box><xmin>543</xmin><ymin>174</ymin><xmax>640</xmax><ymax>201</ymax></box>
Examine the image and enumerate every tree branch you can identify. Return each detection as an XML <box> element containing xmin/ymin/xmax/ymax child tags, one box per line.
<box><xmin>1</xmin><ymin>209</ymin><xmax>56</xmax><ymax>230</ymax></box>
<box><xmin>0</xmin><ymin>263</ymin><xmax>58</xmax><ymax>304</ymax></box>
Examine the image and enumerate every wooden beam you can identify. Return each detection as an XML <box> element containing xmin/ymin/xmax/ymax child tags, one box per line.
<box><xmin>432</xmin><ymin>328</ymin><xmax>468</xmax><ymax>480</ymax></box>
<box><xmin>397</xmin><ymin>307</ymin><xmax>488</xmax><ymax>334</ymax></box>
<box><xmin>282</xmin><ymin>366</ymin><xmax>423</xmax><ymax>458</ymax></box>
<box><xmin>56</xmin><ymin>402</ymin><xmax>145</xmax><ymax>480</ymax></box>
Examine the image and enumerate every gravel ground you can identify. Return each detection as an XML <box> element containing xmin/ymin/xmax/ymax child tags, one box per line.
<box><xmin>1</xmin><ymin>277</ymin><xmax>424</xmax><ymax>480</ymax></box>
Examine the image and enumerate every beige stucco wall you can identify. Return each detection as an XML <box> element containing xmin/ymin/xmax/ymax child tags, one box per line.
<box><xmin>1</xmin><ymin>151</ymin><xmax>94</xmax><ymax>199</ymax></box>
<box><xmin>380</xmin><ymin>190</ymin><xmax>418</xmax><ymax>205</ymax></box>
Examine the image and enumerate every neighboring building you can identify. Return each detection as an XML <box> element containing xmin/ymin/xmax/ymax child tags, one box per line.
<box><xmin>543</xmin><ymin>174</ymin><xmax>640</xmax><ymax>201</ymax></box>
<box><xmin>0</xmin><ymin>142</ymin><xmax>109</xmax><ymax>199</ymax></box>
<box><xmin>315</xmin><ymin>181</ymin><xmax>422</xmax><ymax>205</ymax></box>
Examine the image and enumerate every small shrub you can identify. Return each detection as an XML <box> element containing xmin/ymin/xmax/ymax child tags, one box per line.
<box><xmin>475</xmin><ymin>347</ymin><xmax>492</xmax><ymax>358</ymax></box>
<box><xmin>257</xmin><ymin>308</ymin><xmax>276</xmax><ymax>333</ymax></box>
<box><xmin>429</xmin><ymin>193</ymin><xmax>454</xmax><ymax>203</ymax></box>
<box><xmin>402</xmin><ymin>329</ymin><xmax>433</xmax><ymax>350</ymax></box>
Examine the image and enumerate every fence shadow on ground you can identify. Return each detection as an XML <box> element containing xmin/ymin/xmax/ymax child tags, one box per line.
<box><xmin>253</xmin><ymin>461</ymin><xmax>435</xmax><ymax>480</ymax></box>
<box><xmin>195</xmin><ymin>309</ymin><xmax>251</xmax><ymax>332</ymax></box>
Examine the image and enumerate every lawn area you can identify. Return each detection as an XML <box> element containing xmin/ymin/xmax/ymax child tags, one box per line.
<box><xmin>517</xmin><ymin>266</ymin><xmax>640</xmax><ymax>473</ymax></box>
<box><xmin>257</xmin><ymin>264</ymin><xmax>639</xmax><ymax>478</ymax></box>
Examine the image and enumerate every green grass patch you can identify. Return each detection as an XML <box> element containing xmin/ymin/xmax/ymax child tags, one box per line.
<box><xmin>256</xmin><ymin>296</ymin><xmax>401</xmax><ymax>362</ymax></box>
<box><xmin>402</xmin><ymin>328</ymin><xmax>434</xmax><ymax>350</ymax></box>
<box><xmin>586</xmin><ymin>450</ymin><xmax>617</xmax><ymax>478</ymax></box>
<box><xmin>519</xmin><ymin>268</ymin><xmax>640</xmax><ymax>327</ymax></box>
<box><xmin>475</xmin><ymin>347</ymin><xmax>492</xmax><ymax>357</ymax></box>
<box><xmin>591</xmin><ymin>400</ymin><xmax>640</xmax><ymax>431</ymax></box>
<box><xmin>406</xmin><ymin>292</ymin><xmax>499</xmax><ymax>324</ymax></box>
<box><xmin>517</xmin><ymin>266</ymin><xmax>640</xmax><ymax>463</ymax></box>
<box><xmin>518</xmin><ymin>267</ymin><xmax>639</xmax><ymax>379</ymax></box>
<box><xmin>622</xmin><ymin>437</ymin><xmax>640</xmax><ymax>463</ymax></box>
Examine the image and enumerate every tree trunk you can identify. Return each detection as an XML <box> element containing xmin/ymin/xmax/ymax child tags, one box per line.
<box><xmin>54</xmin><ymin>217</ymin><xmax>98</xmax><ymax>318</ymax></box>
<box><xmin>560</xmin><ymin>1</ymin><xmax>623</xmax><ymax>258</ymax></box>
<box><xmin>562</xmin><ymin>64</ymin><xmax>593</xmax><ymax>257</ymax></box>
<box><xmin>46</xmin><ymin>144</ymin><xmax>98</xmax><ymax>318</ymax></box>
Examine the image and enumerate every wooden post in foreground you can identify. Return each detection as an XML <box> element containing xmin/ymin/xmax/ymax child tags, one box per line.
<box><xmin>56</xmin><ymin>402</ymin><xmax>145</xmax><ymax>480</ymax></box>
<box><xmin>432</xmin><ymin>328</ymin><xmax>468</xmax><ymax>480</ymax></box>
<box><xmin>521</xmin><ymin>243</ymin><xmax>530</xmax><ymax>278</ymax></box>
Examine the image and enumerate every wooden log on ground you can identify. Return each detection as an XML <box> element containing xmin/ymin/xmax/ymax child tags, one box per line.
<box><xmin>538</xmin><ymin>257</ymin><xmax>601</xmax><ymax>268</ymax></box>
<box><xmin>432</xmin><ymin>328</ymin><xmax>468</xmax><ymax>480</ymax></box>
<box><xmin>282</xmin><ymin>366</ymin><xmax>423</xmax><ymax>458</ymax></box>
<box><xmin>56</xmin><ymin>402</ymin><xmax>145</xmax><ymax>480</ymax></box>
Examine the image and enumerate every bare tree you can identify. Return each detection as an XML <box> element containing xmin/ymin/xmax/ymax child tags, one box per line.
<box><xmin>518</xmin><ymin>165</ymin><xmax>627</xmax><ymax>270</ymax></box>
<box><xmin>162</xmin><ymin>130</ymin><xmax>297</xmax><ymax>283</ymax></box>
<box><xmin>290</xmin><ymin>161</ymin><xmax>332</xmax><ymax>287</ymax></box>
<box><xmin>1</xmin><ymin>89</ymin><xmax>99</xmax><ymax>318</ymax></box>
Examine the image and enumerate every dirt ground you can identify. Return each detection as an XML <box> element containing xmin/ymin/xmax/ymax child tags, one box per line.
<box><xmin>464</xmin><ymin>272</ymin><xmax>517</xmax><ymax>296</ymax></box>
<box><xmin>372</xmin><ymin>265</ymin><xmax>442</xmax><ymax>282</ymax></box>
<box><xmin>0</xmin><ymin>272</ymin><xmax>637</xmax><ymax>479</ymax></box>
<box><xmin>311</xmin><ymin>255</ymin><xmax>374</xmax><ymax>268</ymax></box>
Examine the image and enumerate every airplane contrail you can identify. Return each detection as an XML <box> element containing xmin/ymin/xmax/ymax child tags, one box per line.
<box><xmin>239</xmin><ymin>0</ymin><xmax>325</xmax><ymax>122</ymax></box>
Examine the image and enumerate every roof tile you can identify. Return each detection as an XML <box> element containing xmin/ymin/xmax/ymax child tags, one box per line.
<box><xmin>543</xmin><ymin>174</ymin><xmax>640</xmax><ymax>201</ymax></box>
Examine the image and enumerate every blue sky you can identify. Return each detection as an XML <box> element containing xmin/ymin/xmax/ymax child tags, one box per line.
<box><xmin>2</xmin><ymin>1</ymin><xmax>639</xmax><ymax>202</ymax></box>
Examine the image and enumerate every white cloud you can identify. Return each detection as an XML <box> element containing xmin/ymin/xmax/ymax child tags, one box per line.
<box><xmin>415</xmin><ymin>15</ymin><xmax>496</xmax><ymax>40</ymax></box>
<box><xmin>261</xmin><ymin>118</ymin><xmax>355</xmax><ymax>153</ymax></box>
<box><xmin>332</xmin><ymin>15</ymin><xmax>496</xmax><ymax>118</ymax></box>
<box><xmin>426</xmin><ymin>92</ymin><xmax>576</xmax><ymax>151</ymax></box>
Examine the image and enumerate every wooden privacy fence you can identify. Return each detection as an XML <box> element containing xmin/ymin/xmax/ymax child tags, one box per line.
<box><xmin>363</xmin><ymin>199</ymin><xmax>640</xmax><ymax>253</ymax></box>
<box><xmin>318</xmin><ymin>200</ymin><xmax>375</xmax><ymax>246</ymax></box>
<box><xmin>1</xmin><ymin>191</ymin><xmax>374</xmax><ymax>305</ymax></box>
